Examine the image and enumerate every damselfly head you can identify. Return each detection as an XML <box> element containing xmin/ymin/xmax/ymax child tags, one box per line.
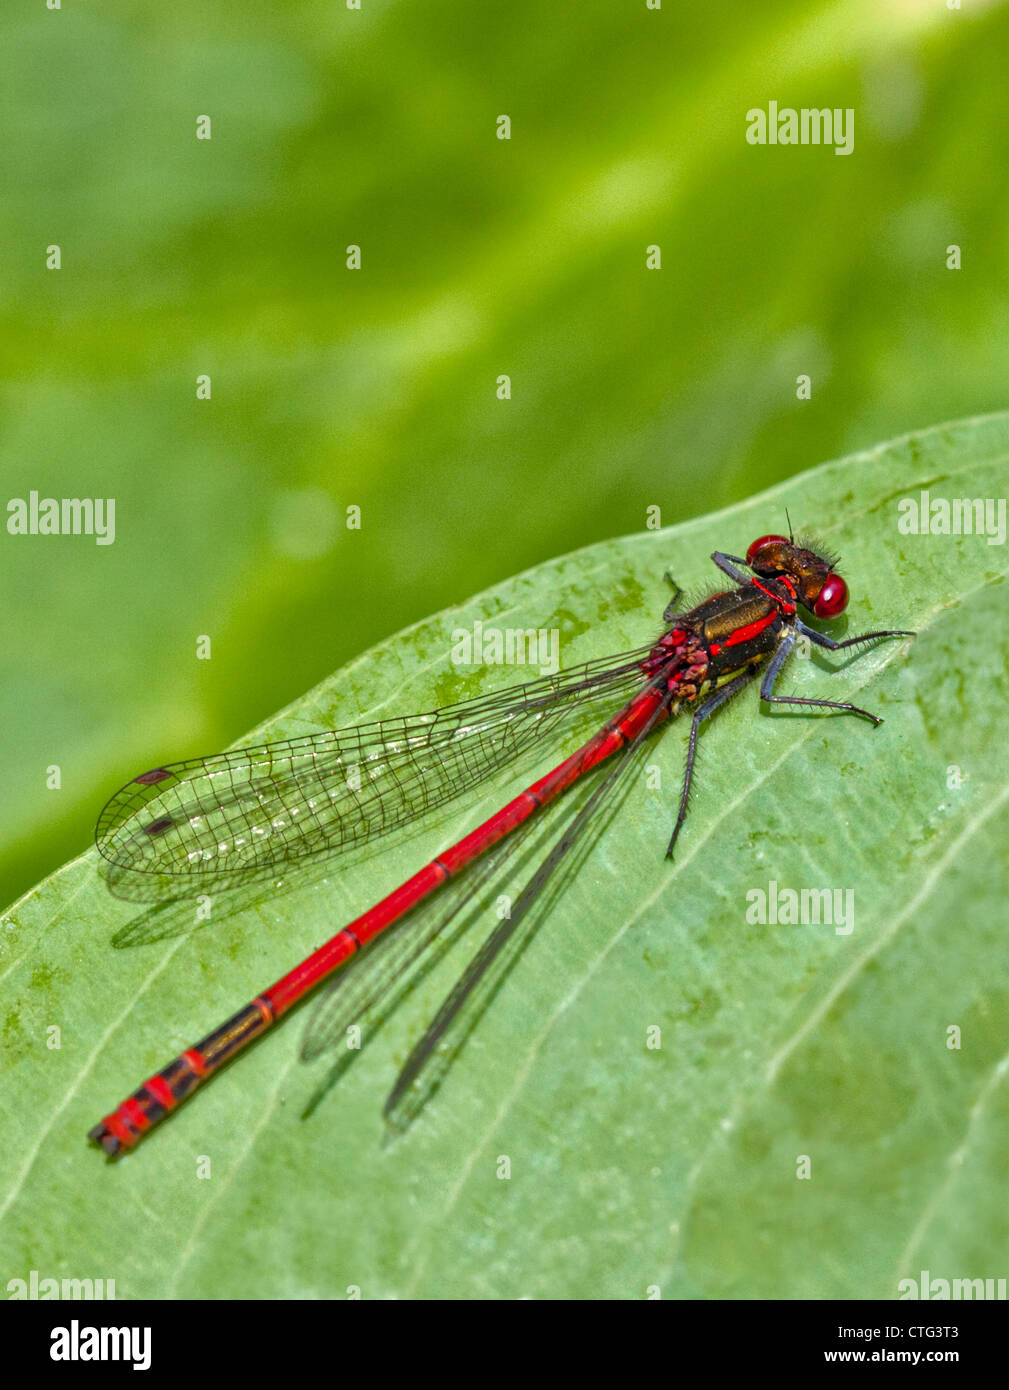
<box><xmin>745</xmin><ymin>533</ymin><xmax>848</xmax><ymax>619</ymax></box>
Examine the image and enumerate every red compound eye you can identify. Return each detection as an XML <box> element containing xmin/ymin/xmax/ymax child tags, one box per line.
<box><xmin>746</xmin><ymin>534</ymin><xmax>789</xmax><ymax>566</ymax></box>
<box><xmin>814</xmin><ymin>573</ymin><xmax>848</xmax><ymax>618</ymax></box>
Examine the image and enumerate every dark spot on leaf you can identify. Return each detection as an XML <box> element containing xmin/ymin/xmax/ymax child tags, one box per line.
<box><xmin>31</xmin><ymin>962</ymin><xmax>60</xmax><ymax>991</ymax></box>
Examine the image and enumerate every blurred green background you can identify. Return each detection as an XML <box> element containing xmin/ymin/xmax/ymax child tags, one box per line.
<box><xmin>2</xmin><ymin>0</ymin><xmax>1007</xmax><ymax>912</ymax></box>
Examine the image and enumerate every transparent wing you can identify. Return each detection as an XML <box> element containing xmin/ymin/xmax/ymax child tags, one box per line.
<box><xmin>298</xmin><ymin>816</ymin><xmax>543</xmax><ymax>1119</ymax></box>
<box><xmin>382</xmin><ymin>686</ymin><xmax>675</xmax><ymax>1134</ymax></box>
<box><xmin>301</xmin><ymin>826</ymin><xmax>532</xmax><ymax>1061</ymax></box>
<box><xmin>96</xmin><ymin>647</ymin><xmax>652</xmax><ymax>880</ymax></box>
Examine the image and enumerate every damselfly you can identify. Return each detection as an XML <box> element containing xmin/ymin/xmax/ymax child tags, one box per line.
<box><xmin>89</xmin><ymin>531</ymin><xmax>914</xmax><ymax>1156</ymax></box>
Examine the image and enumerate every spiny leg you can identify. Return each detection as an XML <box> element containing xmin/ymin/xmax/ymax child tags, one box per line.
<box><xmin>663</xmin><ymin>569</ymin><xmax>684</xmax><ymax>622</ymax></box>
<box><xmin>793</xmin><ymin>618</ymin><xmax>915</xmax><ymax>651</ymax></box>
<box><xmin>711</xmin><ymin>551</ymin><xmax>752</xmax><ymax>585</ymax></box>
<box><xmin>761</xmin><ymin>628</ymin><xmax>885</xmax><ymax>724</ymax></box>
<box><xmin>667</xmin><ymin>667</ymin><xmax>758</xmax><ymax>859</ymax></box>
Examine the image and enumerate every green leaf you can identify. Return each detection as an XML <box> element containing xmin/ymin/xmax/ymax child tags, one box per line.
<box><xmin>3</xmin><ymin>413</ymin><xmax>1007</xmax><ymax>1299</ymax></box>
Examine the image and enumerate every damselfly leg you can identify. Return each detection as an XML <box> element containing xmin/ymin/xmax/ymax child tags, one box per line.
<box><xmin>666</xmin><ymin>667</ymin><xmax>760</xmax><ymax>859</ymax></box>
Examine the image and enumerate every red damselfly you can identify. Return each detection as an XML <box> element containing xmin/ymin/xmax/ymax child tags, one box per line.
<box><xmin>89</xmin><ymin>531</ymin><xmax>914</xmax><ymax>1156</ymax></box>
